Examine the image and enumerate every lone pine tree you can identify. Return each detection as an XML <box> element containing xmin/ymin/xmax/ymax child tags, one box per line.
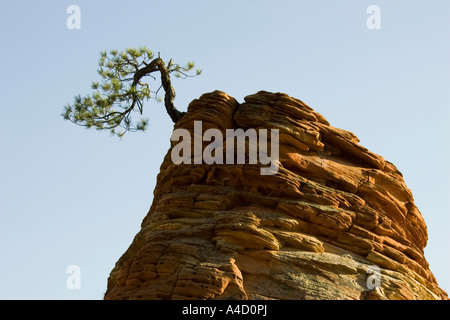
<box><xmin>62</xmin><ymin>47</ymin><xmax>201</xmax><ymax>137</ymax></box>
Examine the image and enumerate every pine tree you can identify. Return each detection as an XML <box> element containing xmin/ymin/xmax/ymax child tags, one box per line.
<box><xmin>62</xmin><ymin>47</ymin><xmax>201</xmax><ymax>137</ymax></box>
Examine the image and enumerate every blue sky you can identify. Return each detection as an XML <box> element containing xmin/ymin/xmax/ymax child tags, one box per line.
<box><xmin>0</xmin><ymin>0</ymin><xmax>448</xmax><ymax>299</ymax></box>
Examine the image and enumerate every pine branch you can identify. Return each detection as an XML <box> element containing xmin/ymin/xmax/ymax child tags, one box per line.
<box><xmin>63</xmin><ymin>47</ymin><xmax>200</xmax><ymax>137</ymax></box>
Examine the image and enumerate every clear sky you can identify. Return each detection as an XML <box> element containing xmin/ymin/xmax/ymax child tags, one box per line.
<box><xmin>0</xmin><ymin>0</ymin><xmax>448</xmax><ymax>299</ymax></box>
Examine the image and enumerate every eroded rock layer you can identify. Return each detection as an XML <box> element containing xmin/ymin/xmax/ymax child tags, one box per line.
<box><xmin>104</xmin><ymin>91</ymin><xmax>447</xmax><ymax>300</ymax></box>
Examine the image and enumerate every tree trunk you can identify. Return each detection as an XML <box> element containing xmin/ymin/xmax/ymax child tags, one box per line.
<box><xmin>133</xmin><ymin>58</ymin><xmax>185</xmax><ymax>123</ymax></box>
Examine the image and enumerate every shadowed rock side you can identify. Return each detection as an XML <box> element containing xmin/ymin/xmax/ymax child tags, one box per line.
<box><xmin>104</xmin><ymin>90</ymin><xmax>448</xmax><ymax>300</ymax></box>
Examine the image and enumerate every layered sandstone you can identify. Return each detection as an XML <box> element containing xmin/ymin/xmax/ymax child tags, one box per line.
<box><xmin>104</xmin><ymin>90</ymin><xmax>447</xmax><ymax>300</ymax></box>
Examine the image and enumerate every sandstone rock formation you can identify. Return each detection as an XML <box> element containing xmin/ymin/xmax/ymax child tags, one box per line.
<box><xmin>104</xmin><ymin>90</ymin><xmax>448</xmax><ymax>300</ymax></box>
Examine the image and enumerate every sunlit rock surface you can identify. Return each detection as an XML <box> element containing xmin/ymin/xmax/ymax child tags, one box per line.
<box><xmin>104</xmin><ymin>91</ymin><xmax>447</xmax><ymax>300</ymax></box>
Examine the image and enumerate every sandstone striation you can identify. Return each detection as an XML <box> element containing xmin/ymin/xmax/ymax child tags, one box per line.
<box><xmin>104</xmin><ymin>90</ymin><xmax>448</xmax><ymax>300</ymax></box>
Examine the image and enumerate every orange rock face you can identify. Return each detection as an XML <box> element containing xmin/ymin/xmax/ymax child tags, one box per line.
<box><xmin>104</xmin><ymin>91</ymin><xmax>448</xmax><ymax>300</ymax></box>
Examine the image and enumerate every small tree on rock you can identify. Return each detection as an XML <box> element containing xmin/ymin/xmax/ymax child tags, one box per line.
<box><xmin>62</xmin><ymin>47</ymin><xmax>201</xmax><ymax>137</ymax></box>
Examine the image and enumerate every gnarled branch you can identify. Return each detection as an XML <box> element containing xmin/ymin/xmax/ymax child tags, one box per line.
<box><xmin>132</xmin><ymin>58</ymin><xmax>185</xmax><ymax>123</ymax></box>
